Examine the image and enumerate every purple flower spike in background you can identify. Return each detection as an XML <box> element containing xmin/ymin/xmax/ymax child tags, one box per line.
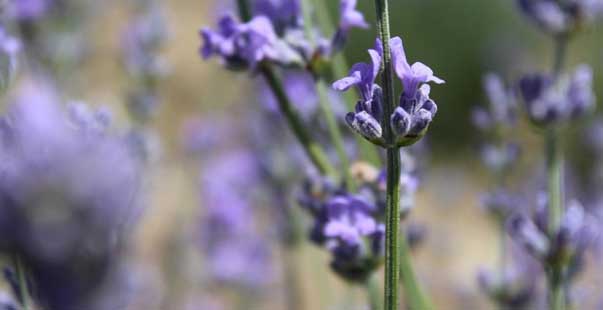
<box><xmin>0</xmin><ymin>27</ymin><xmax>21</xmax><ymax>90</ymax></box>
<box><xmin>519</xmin><ymin>64</ymin><xmax>595</xmax><ymax>126</ymax></box>
<box><xmin>8</xmin><ymin>0</ymin><xmax>52</xmax><ymax>21</ymax></box>
<box><xmin>200</xmin><ymin>14</ymin><xmax>303</xmax><ymax>70</ymax></box>
<box><xmin>517</xmin><ymin>0</ymin><xmax>603</xmax><ymax>34</ymax></box>
<box><xmin>331</xmin><ymin>0</ymin><xmax>370</xmax><ymax>52</ymax></box>
<box><xmin>0</xmin><ymin>79</ymin><xmax>142</xmax><ymax>310</ymax></box>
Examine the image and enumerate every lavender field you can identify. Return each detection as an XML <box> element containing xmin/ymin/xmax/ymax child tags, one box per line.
<box><xmin>1</xmin><ymin>0</ymin><xmax>603</xmax><ymax>309</ymax></box>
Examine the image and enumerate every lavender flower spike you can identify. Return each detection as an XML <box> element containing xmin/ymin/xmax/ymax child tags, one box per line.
<box><xmin>200</xmin><ymin>14</ymin><xmax>302</xmax><ymax>70</ymax></box>
<box><xmin>391</xmin><ymin>37</ymin><xmax>444</xmax><ymax>99</ymax></box>
<box><xmin>339</xmin><ymin>0</ymin><xmax>369</xmax><ymax>31</ymax></box>
<box><xmin>333</xmin><ymin>40</ymin><xmax>386</xmax><ymax>146</ymax></box>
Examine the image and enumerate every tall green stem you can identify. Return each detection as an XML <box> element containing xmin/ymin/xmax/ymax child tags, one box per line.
<box><xmin>13</xmin><ymin>255</ymin><xmax>31</xmax><ymax>310</ymax></box>
<box><xmin>259</xmin><ymin>65</ymin><xmax>337</xmax><ymax>179</ymax></box>
<box><xmin>546</xmin><ymin>34</ymin><xmax>568</xmax><ymax>310</ymax></box>
<box><xmin>373</xmin><ymin>1</ymin><xmax>430</xmax><ymax>309</ymax></box>
<box><xmin>301</xmin><ymin>0</ymin><xmax>355</xmax><ymax>189</ymax></box>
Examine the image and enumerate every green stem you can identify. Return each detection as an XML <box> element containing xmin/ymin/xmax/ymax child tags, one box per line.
<box><xmin>301</xmin><ymin>0</ymin><xmax>354</xmax><ymax>189</ymax></box>
<box><xmin>366</xmin><ymin>273</ymin><xmax>382</xmax><ymax>310</ymax></box>
<box><xmin>236</xmin><ymin>0</ymin><xmax>252</xmax><ymax>21</ymax></box>
<box><xmin>545</xmin><ymin>34</ymin><xmax>568</xmax><ymax>310</ymax></box>
<box><xmin>384</xmin><ymin>148</ymin><xmax>402</xmax><ymax>310</ymax></box>
<box><xmin>260</xmin><ymin>65</ymin><xmax>337</xmax><ymax>176</ymax></box>
<box><xmin>311</xmin><ymin>0</ymin><xmax>382</xmax><ymax>166</ymax></box>
<box><xmin>373</xmin><ymin>1</ymin><xmax>430</xmax><ymax>309</ymax></box>
<box><xmin>316</xmin><ymin>80</ymin><xmax>356</xmax><ymax>190</ymax></box>
<box><xmin>13</xmin><ymin>255</ymin><xmax>31</xmax><ymax>310</ymax></box>
<box><xmin>398</xmin><ymin>233</ymin><xmax>432</xmax><ymax>310</ymax></box>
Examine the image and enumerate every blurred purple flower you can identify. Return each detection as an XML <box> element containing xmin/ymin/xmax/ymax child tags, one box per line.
<box><xmin>253</xmin><ymin>0</ymin><xmax>302</xmax><ymax>33</ymax></box>
<box><xmin>519</xmin><ymin>64</ymin><xmax>595</xmax><ymax>126</ymax></box>
<box><xmin>198</xmin><ymin>149</ymin><xmax>274</xmax><ymax>288</ymax></box>
<box><xmin>477</xmin><ymin>262</ymin><xmax>538</xmax><ymax>309</ymax></box>
<box><xmin>0</xmin><ymin>79</ymin><xmax>142</xmax><ymax>310</ymax></box>
<box><xmin>331</xmin><ymin>0</ymin><xmax>369</xmax><ymax>52</ymax></box>
<box><xmin>517</xmin><ymin>0</ymin><xmax>603</xmax><ymax>34</ymax></box>
<box><xmin>472</xmin><ymin>73</ymin><xmax>517</xmax><ymax>132</ymax></box>
<box><xmin>480</xmin><ymin>188</ymin><xmax>523</xmax><ymax>221</ymax></box>
<box><xmin>121</xmin><ymin>3</ymin><xmax>168</xmax><ymax>80</ymax></box>
<box><xmin>200</xmin><ymin>14</ymin><xmax>302</xmax><ymax>70</ymax></box>
<box><xmin>8</xmin><ymin>0</ymin><xmax>52</xmax><ymax>21</ymax></box>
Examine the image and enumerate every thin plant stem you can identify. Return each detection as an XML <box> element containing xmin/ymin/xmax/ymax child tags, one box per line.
<box><xmin>259</xmin><ymin>65</ymin><xmax>337</xmax><ymax>177</ymax></box>
<box><xmin>316</xmin><ymin>80</ymin><xmax>356</xmax><ymax>190</ymax></box>
<box><xmin>301</xmin><ymin>0</ymin><xmax>355</xmax><ymax>189</ymax></box>
<box><xmin>311</xmin><ymin>0</ymin><xmax>382</xmax><ymax>165</ymax></box>
<box><xmin>373</xmin><ymin>0</ymin><xmax>431</xmax><ymax>309</ymax></box>
<box><xmin>12</xmin><ymin>255</ymin><xmax>31</xmax><ymax>310</ymax></box>
<box><xmin>236</xmin><ymin>0</ymin><xmax>336</xmax><ymax>177</ymax></box>
<box><xmin>545</xmin><ymin>34</ymin><xmax>568</xmax><ymax>310</ymax></box>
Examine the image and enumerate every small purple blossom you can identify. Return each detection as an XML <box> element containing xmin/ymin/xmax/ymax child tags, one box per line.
<box><xmin>519</xmin><ymin>65</ymin><xmax>595</xmax><ymax>126</ymax></box>
<box><xmin>517</xmin><ymin>0</ymin><xmax>603</xmax><ymax>34</ymax></box>
<box><xmin>200</xmin><ymin>14</ymin><xmax>303</xmax><ymax>70</ymax></box>
<box><xmin>334</xmin><ymin>37</ymin><xmax>443</xmax><ymax>147</ymax></box>
<box><xmin>8</xmin><ymin>0</ymin><xmax>52</xmax><ymax>21</ymax></box>
<box><xmin>253</xmin><ymin>0</ymin><xmax>302</xmax><ymax>33</ymax></box>
<box><xmin>508</xmin><ymin>199</ymin><xmax>598</xmax><ymax>275</ymax></box>
<box><xmin>472</xmin><ymin>73</ymin><xmax>518</xmax><ymax>132</ymax></box>
<box><xmin>330</xmin><ymin>0</ymin><xmax>370</xmax><ymax>52</ymax></box>
<box><xmin>0</xmin><ymin>79</ymin><xmax>142</xmax><ymax>310</ymax></box>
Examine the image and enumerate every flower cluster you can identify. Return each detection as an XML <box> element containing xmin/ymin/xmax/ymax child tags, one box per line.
<box><xmin>518</xmin><ymin>65</ymin><xmax>595</xmax><ymax>126</ymax></box>
<box><xmin>200</xmin><ymin>0</ymin><xmax>368</xmax><ymax>70</ymax></box>
<box><xmin>185</xmin><ymin>117</ymin><xmax>274</xmax><ymax>290</ymax></box>
<box><xmin>0</xmin><ymin>80</ymin><xmax>142</xmax><ymax>310</ymax></box>
<box><xmin>517</xmin><ymin>0</ymin><xmax>603</xmax><ymax>35</ymax></box>
<box><xmin>298</xmin><ymin>156</ymin><xmax>422</xmax><ymax>282</ymax></box>
<box><xmin>508</xmin><ymin>198</ymin><xmax>598</xmax><ymax>279</ymax></box>
<box><xmin>7</xmin><ymin>0</ymin><xmax>52</xmax><ymax>21</ymax></box>
<box><xmin>333</xmin><ymin>37</ymin><xmax>444</xmax><ymax>147</ymax></box>
<box><xmin>472</xmin><ymin>74</ymin><xmax>520</xmax><ymax>174</ymax></box>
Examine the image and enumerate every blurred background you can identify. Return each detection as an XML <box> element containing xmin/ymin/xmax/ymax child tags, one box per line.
<box><xmin>1</xmin><ymin>0</ymin><xmax>603</xmax><ymax>309</ymax></box>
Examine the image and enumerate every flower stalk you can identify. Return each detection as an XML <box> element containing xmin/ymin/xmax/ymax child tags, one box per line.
<box><xmin>373</xmin><ymin>0</ymin><xmax>430</xmax><ymax>309</ymax></box>
<box><xmin>545</xmin><ymin>34</ymin><xmax>568</xmax><ymax>310</ymax></box>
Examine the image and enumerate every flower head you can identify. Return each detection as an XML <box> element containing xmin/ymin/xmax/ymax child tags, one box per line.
<box><xmin>519</xmin><ymin>65</ymin><xmax>595</xmax><ymax>126</ymax></box>
<box><xmin>200</xmin><ymin>14</ymin><xmax>302</xmax><ymax>70</ymax></box>
<box><xmin>517</xmin><ymin>0</ymin><xmax>603</xmax><ymax>34</ymax></box>
<box><xmin>0</xmin><ymin>80</ymin><xmax>142</xmax><ymax>310</ymax></box>
<box><xmin>8</xmin><ymin>0</ymin><xmax>52</xmax><ymax>21</ymax></box>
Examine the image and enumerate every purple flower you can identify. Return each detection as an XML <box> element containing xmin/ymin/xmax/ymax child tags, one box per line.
<box><xmin>200</xmin><ymin>14</ymin><xmax>302</xmax><ymax>70</ymax></box>
<box><xmin>472</xmin><ymin>73</ymin><xmax>517</xmax><ymax>132</ymax></box>
<box><xmin>480</xmin><ymin>188</ymin><xmax>523</xmax><ymax>220</ymax></box>
<box><xmin>197</xmin><ymin>149</ymin><xmax>274</xmax><ymax>288</ymax></box>
<box><xmin>480</xmin><ymin>143</ymin><xmax>521</xmax><ymax>174</ymax></box>
<box><xmin>508</xmin><ymin>199</ymin><xmax>598</xmax><ymax>274</ymax></box>
<box><xmin>517</xmin><ymin>0</ymin><xmax>603</xmax><ymax>34</ymax></box>
<box><xmin>253</xmin><ymin>0</ymin><xmax>302</xmax><ymax>33</ymax></box>
<box><xmin>519</xmin><ymin>65</ymin><xmax>595</xmax><ymax>126</ymax></box>
<box><xmin>477</xmin><ymin>261</ymin><xmax>538</xmax><ymax>309</ymax></box>
<box><xmin>121</xmin><ymin>3</ymin><xmax>168</xmax><ymax>80</ymax></box>
<box><xmin>8</xmin><ymin>0</ymin><xmax>52</xmax><ymax>21</ymax></box>
<box><xmin>333</xmin><ymin>40</ymin><xmax>385</xmax><ymax>144</ymax></box>
<box><xmin>323</xmin><ymin>195</ymin><xmax>384</xmax><ymax>282</ymax></box>
<box><xmin>339</xmin><ymin>0</ymin><xmax>369</xmax><ymax>31</ymax></box>
<box><xmin>391</xmin><ymin>37</ymin><xmax>444</xmax><ymax>99</ymax></box>
<box><xmin>0</xmin><ymin>79</ymin><xmax>142</xmax><ymax>310</ymax></box>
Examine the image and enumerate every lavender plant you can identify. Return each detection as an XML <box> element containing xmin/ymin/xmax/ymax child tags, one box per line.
<box><xmin>475</xmin><ymin>1</ymin><xmax>603</xmax><ymax>309</ymax></box>
<box><xmin>0</xmin><ymin>79</ymin><xmax>143</xmax><ymax>310</ymax></box>
<box><xmin>121</xmin><ymin>0</ymin><xmax>168</xmax><ymax>161</ymax></box>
